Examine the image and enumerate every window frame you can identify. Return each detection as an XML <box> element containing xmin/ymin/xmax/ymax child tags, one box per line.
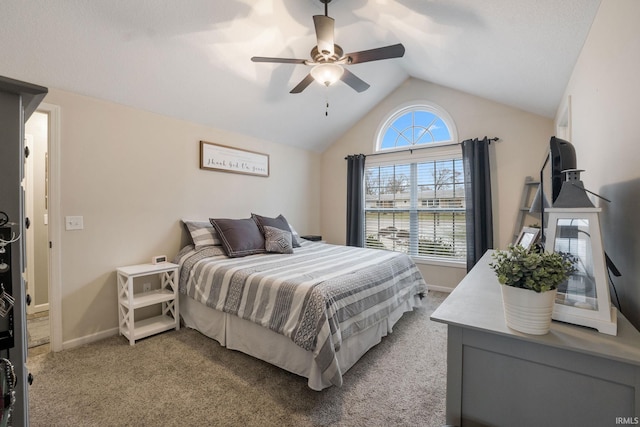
<box><xmin>374</xmin><ymin>101</ymin><xmax>459</xmax><ymax>153</ymax></box>
<box><xmin>367</xmin><ymin>101</ymin><xmax>465</xmax><ymax>268</ymax></box>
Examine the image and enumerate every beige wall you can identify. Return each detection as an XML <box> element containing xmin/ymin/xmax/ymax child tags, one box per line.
<box><xmin>43</xmin><ymin>88</ymin><xmax>321</xmax><ymax>346</ymax></box>
<box><xmin>556</xmin><ymin>0</ymin><xmax>640</xmax><ymax>329</ymax></box>
<box><xmin>320</xmin><ymin>78</ymin><xmax>554</xmax><ymax>291</ymax></box>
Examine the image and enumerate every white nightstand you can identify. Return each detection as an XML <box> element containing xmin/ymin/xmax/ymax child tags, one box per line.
<box><xmin>116</xmin><ymin>262</ymin><xmax>180</xmax><ymax>345</ymax></box>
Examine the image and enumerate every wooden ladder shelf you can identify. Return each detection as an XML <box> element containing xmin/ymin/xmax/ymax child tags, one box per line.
<box><xmin>512</xmin><ymin>176</ymin><xmax>541</xmax><ymax>242</ymax></box>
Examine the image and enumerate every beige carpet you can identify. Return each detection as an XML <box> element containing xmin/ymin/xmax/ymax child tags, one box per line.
<box><xmin>27</xmin><ymin>291</ymin><xmax>448</xmax><ymax>427</ymax></box>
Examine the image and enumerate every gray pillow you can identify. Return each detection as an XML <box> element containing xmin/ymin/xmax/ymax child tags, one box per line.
<box><xmin>251</xmin><ymin>213</ymin><xmax>300</xmax><ymax>247</ymax></box>
<box><xmin>263</xmin><ymin>226</ymin><xmax>293</xmax><ymax>254</ymax></box>
<box><xmin>209</xmin><ymin>218</ymin><xmax>265</xmax><ymax>258</ymax></box>
<box><xmin>183</xmin><ymin>220</ymin><xmax>221</xmax><ymax>249</ymax></box>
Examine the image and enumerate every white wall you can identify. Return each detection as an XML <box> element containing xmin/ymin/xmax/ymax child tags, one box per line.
<box><xmin>43</xmin><ymin>88</ymin><xmax>321</xmax><ymax>345</ymax></box>
<box><xmin>320</xmin><ymin>78</ymin><xmax>554</xmax><ymax>291</ymax></box>
<box><xmin>557</xmin><ymin>0</ymin><xmax>640</xmax><ymax>329</ymax></box>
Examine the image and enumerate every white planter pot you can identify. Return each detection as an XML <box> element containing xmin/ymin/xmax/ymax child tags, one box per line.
<box><xmin>501</xmin><ymin>285</ymin><xmax>557</xmax><ymax>335</ymax></box>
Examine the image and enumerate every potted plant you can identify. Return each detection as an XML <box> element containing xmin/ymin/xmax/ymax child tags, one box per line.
<box><xmin>490</xmin><ymin>244</ymin><xmax>575</xmax><ymax>335</ymax></box>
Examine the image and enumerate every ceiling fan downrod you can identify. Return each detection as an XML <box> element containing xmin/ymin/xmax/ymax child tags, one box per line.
<box><xmin>321</xmin><ymin>0</ymin><xmax>331</xmax><ymax>17</ymax></box>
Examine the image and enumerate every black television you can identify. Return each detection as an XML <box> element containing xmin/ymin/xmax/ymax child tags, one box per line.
<box><xmin>539</xmin><ymin>136</ymin><xmax>577</xmax><ymax>243</ymax></box>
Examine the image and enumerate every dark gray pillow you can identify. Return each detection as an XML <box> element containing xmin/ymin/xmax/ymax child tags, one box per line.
<box><xmin>263</xmin><ymin>226</ymin><xmax>293</xmax><ymax>254</ymax></box>
<box><xmin>251</xmin><ymin>213</ymin><xmax>300</xmax><ymax>247</ymax></box>
<box><xmin>209</xmin><ymin>218</ymin><xmax>265</xmax><ymax>258</ymax></box>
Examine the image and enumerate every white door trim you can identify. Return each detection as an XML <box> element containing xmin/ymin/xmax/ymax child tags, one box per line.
<box><xmin>24</xmin><ymin>134</ymin><xmax>36</xmax><ymax>315</ymax></box>
<box><xmin>24</xmin><ymin>130</ymin><xmax>49</xmax><ymax>316</ymax></box>
<box><xmin>38</xmin><ymin>102</ymin><xmax>62</xmax><ymax>352</ymax></box>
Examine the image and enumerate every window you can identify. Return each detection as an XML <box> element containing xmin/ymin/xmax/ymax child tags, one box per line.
<box><xmin>365</xmin><ymin>103</ymin><xmax>465</xmax><ymax>262</ymax></box>
<box><xmin>376</xmin><ymin>103</ymin><xmax>457</xmax><ymax>152</ymax></box>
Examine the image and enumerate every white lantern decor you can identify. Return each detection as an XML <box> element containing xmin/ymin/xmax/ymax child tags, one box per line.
<box><xmin>544</xmin><ymin>170</ymin><xmax>617</xmax><ymax>335</ymax></box>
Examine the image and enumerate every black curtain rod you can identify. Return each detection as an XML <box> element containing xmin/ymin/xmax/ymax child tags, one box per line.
<box><xmin>475</xmin><ymin>136</ymin><xmax>500</xmax><ymax>143</ymax></box>
<box><xmin>344</xmin><ymin>136</ymin><xmax>500</xmax><ymax>160</ymax></box>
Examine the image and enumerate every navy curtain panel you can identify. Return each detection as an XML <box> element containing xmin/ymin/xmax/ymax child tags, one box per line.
<box><xmin>346</xmin><ymin>154</ymin><xmax>366</xmax><ymax>247</ymax></box>
<box><xmin>462</xmin><ymin>137</ymin><xmax>493</xmax><ymax>272</ymax></box>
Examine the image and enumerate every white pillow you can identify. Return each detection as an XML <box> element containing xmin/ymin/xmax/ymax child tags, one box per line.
<box><xmin>288</xmin><ymin>223</ymin><xmax>301</xmax><ymax>242</ymax></box>
<box><xmin>183</xmin><ymin>220</ymin><xmax>221</xmax><ymax>249</ymax></box>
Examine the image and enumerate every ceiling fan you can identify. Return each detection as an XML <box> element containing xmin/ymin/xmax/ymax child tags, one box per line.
<box><xmin>251</xmin><ymin>0</ymin><xmax>405</xmax><ymax>94</ymax></box>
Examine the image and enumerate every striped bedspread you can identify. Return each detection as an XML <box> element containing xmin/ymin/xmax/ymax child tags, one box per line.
<box><xmin>175</xmin><ymin>240</ymin><xmax>428</xmax><ymax>387</ymax></box>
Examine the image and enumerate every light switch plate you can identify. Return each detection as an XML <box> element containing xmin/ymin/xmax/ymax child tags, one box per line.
<box><xmin>65</xmin><ymin>215</ymin><xmax>84</xmax><ymax>230</ymax></box>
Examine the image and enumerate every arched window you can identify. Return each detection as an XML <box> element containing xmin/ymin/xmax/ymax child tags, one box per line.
<box><xmin>365</xmin><ymin>102</ymin><xmax>465</xmax><ymax>264</ymax></box>
<box><xmin>376</xmin><ymin>103</ymin><xmax>457</xmax><ymax>152</ymax></box>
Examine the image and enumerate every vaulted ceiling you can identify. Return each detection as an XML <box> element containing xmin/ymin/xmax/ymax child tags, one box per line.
<box><xmin>0</xmin><ymin>0</ymin><xmax>601</xmax><ymax>152</ymax></box>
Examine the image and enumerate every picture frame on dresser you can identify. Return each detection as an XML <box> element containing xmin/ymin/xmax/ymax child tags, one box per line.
<box><xmin>515</xmin><ymin>226</ymin><xmax>540</xmax><ymax>249</ymax></box>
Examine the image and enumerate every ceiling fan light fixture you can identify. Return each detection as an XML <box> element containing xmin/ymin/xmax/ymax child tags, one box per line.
<box><xmin>310</xmin><ymin>63</ymin><xmax>344</xmax><ymax>87</ymax></box>
<box><xmin>252</xmin><ymin>0</ymin><xmax>405</xmax><ymax>94</ymax></box>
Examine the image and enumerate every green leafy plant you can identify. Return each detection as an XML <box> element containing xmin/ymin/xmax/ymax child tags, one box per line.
<box><xmin>490</xmin><ymin>244</ymin><xmax>575</xmax><ymax>293</ymax></box>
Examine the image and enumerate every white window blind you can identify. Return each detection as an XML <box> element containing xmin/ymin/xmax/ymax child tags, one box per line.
<box><xmin>364</xmin><ymin>158</ymin><xmax>466</xmax><ymax>261</ymax></box>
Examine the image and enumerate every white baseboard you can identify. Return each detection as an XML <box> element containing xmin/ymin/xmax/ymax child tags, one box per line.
<box><xmin>61</xmin><ymin>327</ymin><xmax>119</xmax><ymax>351</ymax></box>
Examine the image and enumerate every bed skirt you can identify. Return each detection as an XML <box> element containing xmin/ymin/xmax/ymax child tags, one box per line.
<box><xmin>179</xmin><ymin>293</ymin><xmax>424</xmax><ymax>390</ymax></box>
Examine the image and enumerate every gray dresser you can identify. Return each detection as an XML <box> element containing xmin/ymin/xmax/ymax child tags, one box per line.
<box><xmin>431</xmin><ymin>250</ymin><xmax>640</xmax><ymax>427</ymax></box>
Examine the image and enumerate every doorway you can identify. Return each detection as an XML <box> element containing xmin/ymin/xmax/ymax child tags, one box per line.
<box><xmin>24</xmin><ymin>102</ymin><xmax>61</xmax><ymax>354</ymax></box>
<box><xmin>25</xmin><ymin>111</ymin><xmax>50</xmax><ymax>352</ymax></box>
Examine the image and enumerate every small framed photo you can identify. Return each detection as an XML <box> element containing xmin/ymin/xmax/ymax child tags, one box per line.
<box><xmin>515</xmin><ymin>227</ymin><xmax>541</xmax><ymax>249</ymax></box>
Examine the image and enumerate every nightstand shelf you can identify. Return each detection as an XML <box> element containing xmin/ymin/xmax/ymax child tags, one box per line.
<box><xmin>116</xmin><ymin>262</ymin><xmax>180</xmax><ymax>345</ymax></box>
<box><xmin>119</xmin><ymin>289</ymin><xmax>175</xmax><ymax>310</ymax></box>
<box><xmin>120</xmin><ymin>315</ymin><xmax>177</xmax><ymax>343</ymax></box>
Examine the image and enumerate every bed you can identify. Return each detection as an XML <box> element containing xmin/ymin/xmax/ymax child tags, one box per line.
<box><xmin>175</xmin><ymin>217</ymin><xmax>428</xmax><ymax>390</ymax></box>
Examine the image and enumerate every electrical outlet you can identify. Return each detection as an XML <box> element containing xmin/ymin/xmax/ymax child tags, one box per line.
<box><xmin>142</xmin><ymin>282</ymin><xmax>151</xmax><ymax>293</ymax></box>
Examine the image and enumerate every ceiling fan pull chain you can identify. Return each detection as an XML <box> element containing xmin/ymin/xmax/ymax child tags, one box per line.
<box><xmin>325</xmin><ymin>89</ymin><xmax>329</xmax><ymax>116</ymax></box>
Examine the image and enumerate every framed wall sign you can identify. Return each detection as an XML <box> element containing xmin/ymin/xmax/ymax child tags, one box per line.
<box><xmin>200</xmin><ymin>141</ymin><xmax>269</xmax><ymax>177</ymax></box>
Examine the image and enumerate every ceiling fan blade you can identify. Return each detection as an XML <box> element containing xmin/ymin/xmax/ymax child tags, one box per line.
<box><xmin>290</xmin><ymin>73</ymin><xmax>315</xmax><ymax>94</ymax></box>
<box><xmin>313</xmin><ymin>15</ymin><xmax>335</xmax><ymax>57</ymax></box>
<box><xmin>346</xmin><ymin>43</ymin><xmax>406</xmax><ymax>64</ymax></box>
<box><xmin>251</xmin><ymin>56</ymin><xmax>307</xmax><ymax>65</ymax></box>
<box><xmin>340</xmin><ymin>69</ymin><xmax>370</xmax><ymax>93</ymax></box>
